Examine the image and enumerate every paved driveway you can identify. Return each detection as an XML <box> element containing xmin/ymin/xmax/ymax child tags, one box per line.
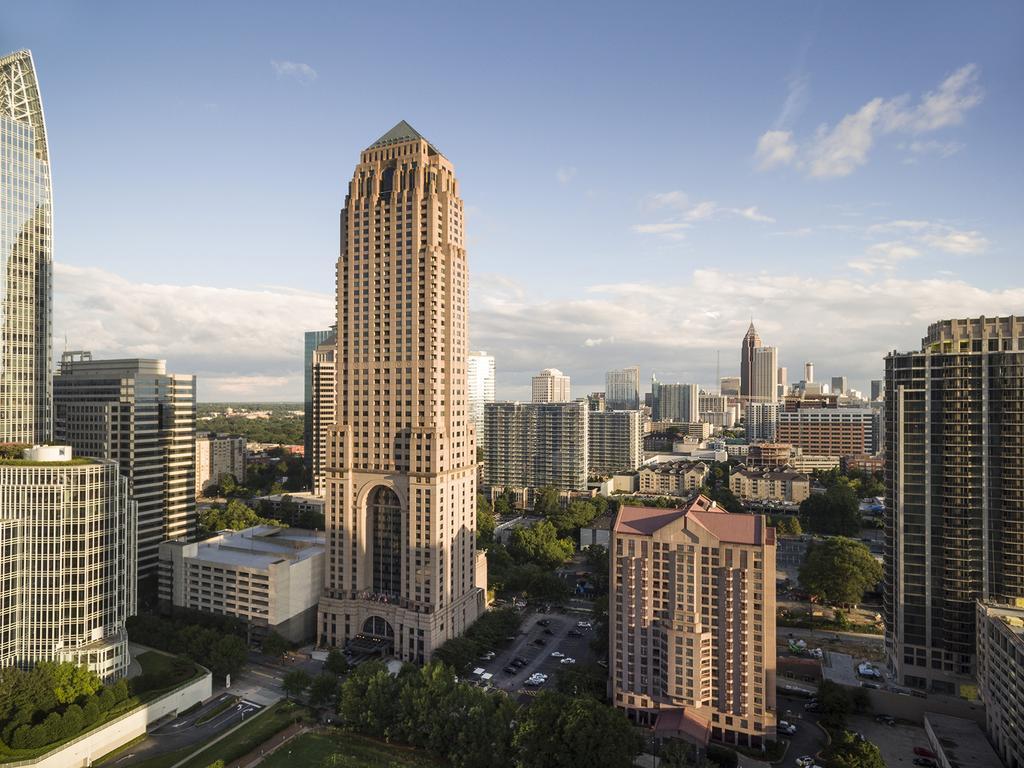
<box><xmin>776</xmin><ymin>694</ymin><xmax>828</xmax><ymax>766</ymax></box>
<box><xmin>847</xmin><ymin>713</ymin><xmax>930</xmax><ymax>768</ymax></box>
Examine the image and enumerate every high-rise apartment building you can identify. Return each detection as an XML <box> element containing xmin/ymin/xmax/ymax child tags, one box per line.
<box><xmin>1</xmin><ymin>50</ymin><xmax>52</xmax><ymax>444</ymax></box>
<box><xmin>484</xmin><ymin>400</ymin><xmax>588</xmax><ymax>492</ymax></box>
<box><xmin>317</xmin><ymin>122</ymin><xmax>485</xmax><ymax>662</ymax></box>
<box><xmin>739</xmin><ymin>322</ymin><xmax>762</xmax><ymax>400</ymax></box>
<box><xmin>777</xmin><ymin>407</ymin><xmax>877</xmax><ymax>457</ymax></box>
<box><xmin>884</xmin><ymin>316</ymin><xmax>1024</xmax><ymax>694</ymax></box>
<box><xmin>54</xmin><ymin>353</ymin><xmax>196</xmax><ymax>581</ymax></box>
<box><xmin>751</xmin><ymin>346</ymin><xmax>778</xmax><ymax>403</ymax></box>
<box><xmin>304</xmin><ymin>327</ymin><xmax>335</xmax><ymax>480</ymax></box>
<box><xmin>652</xmin><ymin>379</ymin><xmax>699</xmax><ymax>422</ymax></box>
<box><xmin>310</xmin><ymin>333</ymin><xmax>337</xmax><ymax>496</ymax></box>
<box><xmin>606</xmin><ymin>366</ymin><xmax>641</xmax><ymax>410</ymax></box>
<box><xmin>976</xmin><ymin>603</ymin><xmax>1024</xmax><ymax>768</ymax></box>
<box><xmin>777</xmin><ymin>367</ymin><xmax>788</xmax><ymax>400</ymax></box>
<box><xmin>195</xmin><ymin>432</ymin><xmax>246</xmax><ymax>496</ymax></box>
<box><xmin>610</xmin><ymin>493</ymin><xmax>777</xmax><ymax>748</ymax></box>
<box><xmin>745</xmin><ymin>402</ymin><xmax>780</xmax><ymax>443</ymax></box>
<box><xmin>589</xmin><ymin>409</ymin><xmax>643</xmax><ymax>474</ymax></box>
<box><xmin>467</xmin><ymin>350</ymin><xmax>495</xmax><ymax>449</ymax></box>
<box><xmin>0</xmin><ymin>446</ymin><xmax>137</xmax><ymax>680</ymax></box>
<box><xmin>532</xmin><ymin>368</ymin><xmax>571</xmax><ymax>403</ymax></box>
<box><xmin>831</xmin><ymin>376</ymin><xmax>847</xmax><ymax>396</ymax></box>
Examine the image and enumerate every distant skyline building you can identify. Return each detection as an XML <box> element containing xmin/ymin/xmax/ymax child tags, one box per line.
<box><xmin>777</xmin><ymin>366</ymin><xmax>788</xmax><ymax>399</ymax></box>
<box><xmin>310</xmin><ymin>333</ymin><xmax>337</xmax><ymax>496</ymax></box>
<box><xmin>467</xmin><ymin>350</ymin><xmax>496</xmax><ymax>449</ymax></box>
<box><xmin>532</xmin><ymin>367</ymin><xmax>571</xmax><ymax>403</ymax></box>
<box><xmin>588</xmin><ymin>409</ymin><xmax>643</xmax><ymax>475</ymax></box>
<box><xmin>484</xmin><ymin>400</ymin><xmax>588</xmax><ymax>492</ymax></box>
<box><xmin>0</xmin><ymin>445</ymin><xmax>137</xmax><ymax>680</ymax></box>
<box><xmin>777</xmin><ymin>407</ymin><xmax>877</xmax><ymax>457</ymax></box>
<box><xmin>751</xmin><ymin>346</ymin><xmax>778</xmax><ymax>403</ymax></box>
<box><xmin>195</xmin><ymin>432</ymin><xmax>246</xmax><ymax>496</ymax></box>
<box><xmin>303</xmin><ymin>327</ymin><xmax>334</xmax><ymax>480</ymax></box>
<box><xmin>606</xmin><ymin>366</ymin><xmax>640</xmax><ymax>410</ymax></box>
<box><xmin>652</xmin><ymin>379</ymin><xmax>699</xmax><ymax>423</ymax></box>
<box><xmin>55</xmin><ymin>353</ymin><xmax>197</xmax><ymax>581</ymax></box>
<box><xmin>318</xmin><ymin>122</ymin><xmax>485</xmax><ymax>662</ymax></box>
<box><xmin>804</xmin><ymin>361</ymin><xmax>814</xmax><ymax>383</ymax></box>
<box><xmin>739</xmin><ymin>322</ymin><xmax>762</xmax><ymax>400</ymax></box>
<box><xmin>720</xmin><ymin>376</ymin><xmax>740</xmax><ymax>397</ymax></box>
<box><xmin>831</xmin><ymin>376</ymin><xmax>848</xmax><ymax>396</ymax></box>
<box><xmin>745</xmin><ymin>402</ymin><xmax>780</xmax><ymax>443</ymax></box>
<box><xmin>0</xmin><ymin>50</ymin><xmax>52</xmax><ymax>444</ymax></box>
<box><xmin>871</xmin><ymin>379</ymin><xmax>884</xmax><ymax>402</ymax></box>
<box><xmin>884</xmin><ymin>316</ymin><xmax>1024</xmax><ymax>694</ymax></box>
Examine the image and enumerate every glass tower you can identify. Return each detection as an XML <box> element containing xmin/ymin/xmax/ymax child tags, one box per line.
<box><xmin>0</xmin><ymin>50</ymin><xmax>52</xmax><ymax>443</ymax></box>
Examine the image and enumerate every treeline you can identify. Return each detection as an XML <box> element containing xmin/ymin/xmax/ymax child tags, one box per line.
<box><xmin>432</xmin><ymin>608</ymin><xmax>522</xmax><ymax>673</ymax></box>
<box><xmin>199</xmin><ymin>415</ymin><xmax>303</xmax><ymax>445</ymax></box>
<box><xmin>337</xmin><ymin>661</ymin><xmax>642</xmax><ymax>768</ymax></box>
<box><xmin>199</xmin><ymin>497</ymin><xmax>323</xmax><ymax>537</ymax></box>
<box><xmin>127</xmin><ymin>614</ymin><xmax>248</xmax><ymax>678</ymax></box>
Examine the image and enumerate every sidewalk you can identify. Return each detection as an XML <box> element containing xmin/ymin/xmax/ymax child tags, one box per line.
<box><xmin>228</xmin><ymin>722</ymin><xmax>308</xmax><ymax>768</ymax></box>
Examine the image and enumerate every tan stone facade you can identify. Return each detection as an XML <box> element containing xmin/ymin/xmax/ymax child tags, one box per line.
<box><xmin>610</xmin><ymin>494</ymin><xmax>777</xmax><ymax>747</ymax></box>
<box><xmin>317</xmin><ymin>122</ymin><xmax>485</xmax><ymax>663</ymax></box>
<box><xmin>639</xmin><ymin>460</ymin><xmax>709</xmax><ymax>496</ymax></box>
<box><xmin>729</xmin><ymin>466</ymin><xmax>810</xmax><ymax>503</ymax></box>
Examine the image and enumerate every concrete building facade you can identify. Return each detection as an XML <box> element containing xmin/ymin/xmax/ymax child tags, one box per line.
<box><xmin>652</xmin><ymin>380</ymin><xmax>699</xmax><ymax>423</ymax></box>
<box><xmin>532</xmin><ymin>368</ymin><xmax>571</xmax><ymax>403</ymax></box>
<box><xmin>606</xmin><ymin>366</ymin><xmax>641</xmax><ymax>410</ymax></box>
<box><xmin>638</xmin><ymin>460</ymin><xmax>709</xmax><ymax>497</ymax></box>
<box><xmin>195</xmin><ymin>432</ymin><xmax>246</xmax><ymax>496</ymax></box>
<box><xmin>885</xmin><ymin>316</ymin><xmax>1024</xmax><ymax>695</ymax></box>
<box><xmin>54</xmin><ymin>355</ymin><xmax>196</xmax><ymax>583</ymax></box>
<box><xmin>751</xmin><ymin>346</ymin><xmax>778</xmax><ymax>403</ymax></box>
<box><xmin>976</xmin><ymin>601</ymin><xmax>1024</xmax><ymax>768</ymax></box>
<box><xmin>159</xmin><ymin>526</ymin><xmax>325</xmax><ymax>643</ymax></box>
<box><xmin>589</xmin><ymin>409</ymin><xmax>643</xmax><ymax>475</ymax></box>
<box><xmin>610</xmin><ymin>494</ymin><xmax>777</xmax><ymax>747</ymax></box>
<box><xmin>317</xmin><ymin>122</ymin><xmax>486</xmax><ymax>663</ymax></box>
<box><xmin>484</xmin><ymin>400</ymin><xmax>588</xmax><ymax>492</ymax></box>
<box><xmin>745</xmin><ymin>402</ymin><xmax>780</xmax><ymax>443</ymax></box>
<box><xmin>777</xmin><ymin>407</ymin><xmax>877</xmax><ymax>457</ymax></box>
<box><xmin>310</xmin><ymin>334</ymin><xmax>337</xmax><ymax>496</ymax></box>
<box><xmin>729</xmin><ymin>466</ymin><xmax>810</xmax><ymax>504</ymax></box>
<box><xmin>0</xmin><ymin>446</ymin><xmax>136</xmax><ymax>680</ymax></box>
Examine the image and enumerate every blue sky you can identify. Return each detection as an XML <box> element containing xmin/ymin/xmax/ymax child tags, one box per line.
<box><xmin>3</xmin><ymin>1</ymin><xmax>1022</xmax><ymax>400</ymax></box>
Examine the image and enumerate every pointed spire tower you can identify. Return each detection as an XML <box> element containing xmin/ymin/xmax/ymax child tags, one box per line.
<box><xmin>740</xmin><ymin>320</ymin><xmax>762</xmax><ymax>400</ymax></box>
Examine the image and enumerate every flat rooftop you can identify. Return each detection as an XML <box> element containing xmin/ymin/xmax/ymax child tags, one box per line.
<box><xmin>924</xmin><ymin>712</ymin><xmax>1003</xmax><ymax>768</ymax></box>
<box><xmin>186</xmin><ymin>525</ymin><xmax>324</xmax><ymax>570</ymax></box>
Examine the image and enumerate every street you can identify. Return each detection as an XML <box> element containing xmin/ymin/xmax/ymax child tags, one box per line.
<box><xmin>776</xmin><ymin>694</ymin><xmax>828</xmax><ymax>765</ymax></box>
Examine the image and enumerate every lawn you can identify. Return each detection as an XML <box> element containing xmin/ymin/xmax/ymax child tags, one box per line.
<box><xmin>260</xmin><ymin>731</ymin><xmax>446</xmax><ymax>768</ymax></box>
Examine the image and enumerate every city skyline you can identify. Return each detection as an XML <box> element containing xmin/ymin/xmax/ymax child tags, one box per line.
<box><xmin>1</xmin><ymin>3</ymin><xmax>1020</xmax><ymax>401</ymax></box>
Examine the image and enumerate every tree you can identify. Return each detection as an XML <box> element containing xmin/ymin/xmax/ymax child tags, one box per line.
<box><xmin>198</xmin><ymin>498</ymin><xmax>282</xmax><ymax>535</ymax></box>
<box><xmin>508</xmin><ymin>521</ymin><xmax>574</xmax><ymax>569</ymax></box>
<box><xmin>207</xmin><ymin>635</ymin><xmax>247</xmax><ymax>678</ymax></box>
<box><xmin>799</xmin><ymin>537</ymin><xmax>883</xmax><ymax>606</ymax></box>
<box><xmin>476</xmin><ymin>494</ymin><xmax>496</xmax><ymax>548</ymax></box>
<box><xmin>549</xmin><ymin>500</ymin><xmax>599</xmax><ymax>535</ymax></box>
<box><xmin>37</xmin><ymin>661</ymin><xmax>101</xmax><ymax>705</ymax></box>
<box><xmin>772</xmin><ymin>515</ymin><xmax>802</xmax><ymax>536</ymax></box>
<box><xmin>282</xmin><ymin>669</ymin><xmax>312</xmax><ymax>701</ymax></box>
<box><xmin>261</xmin><ymin>632</ymin><xmax>290</xmax><ymax>659</ymax></box>
<box><xmin>533</xmin><ymin>487</ymin><xmax>561</xmax><ymax>517</ymax></box>
<box><xmin>702</xmin><ymin>484</ymin><xmax>743</xmax><ymax>513</ymax></box>
<box><xmin>827</xmin><ymin>730</ymin><xmax>885</xmax><ymax>768</ymax></box>
<box><xmin>309</xmin><ymin>672</ymin><xmax>339</xmax><ymax>706</ymax></box>
<box><xmin>801</xmin><ymin>482</ymin><xmax>861</xmax><ymax>536</ymax></box>
<box><xmin>325</xmin><ymin>648</ymin><xmax>350</xmax><ymax>676</ymax></box>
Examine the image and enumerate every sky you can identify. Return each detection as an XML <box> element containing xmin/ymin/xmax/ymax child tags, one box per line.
<box><xmin>2</xmin><ymin>1</ymin><xmax>1022</xmax><ymax>401</ymax></box>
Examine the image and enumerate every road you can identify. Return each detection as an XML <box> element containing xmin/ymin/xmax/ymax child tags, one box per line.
<box><xmin>776</xmin><ymin>694</ymin><xmax>828</xmax><ymax>766</ymax></box>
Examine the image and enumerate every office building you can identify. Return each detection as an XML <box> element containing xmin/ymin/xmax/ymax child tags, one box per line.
<box><xmin>55</xmin><ymin>353</ymin><xmax>197</xmax><ymax>579</ymax></box>
<box><xmin>304</xmin><ymin>327</ymin><xmax>335</xmax><ymax>479</ymax></box>
<box><xmin>803</xmin><ymin>362</ymin><xmax>814</xmax><ymax>383</ymax></box>
<box><xmin>751</xmin><ymin>346</ymin><xmax>779</xmax><ymax>403</ymax></box>
<box><xmin>467</xmin><ymin>351</ymin><xmax>495</xmax><ymax>450</ymax></box>
<box><xmin>484</xmin><ymin>400</ymin><xmax>588</xmax><ymax>492</ymax></box>
<box><xmin>652</xmin><ymin>379</ymin><xmax>698</xmax><ymax>422</ymax></box>
<box><xmin>745</xmin><ymin>402</ymin><xmax>780</xmax><ymax>443</ymax></box>
<box><xmin>777</xmin><ymin>407</ymin><xmax>877</xmax><ymax>457</ymax></box>
<box><xmin>885</xmin><ymin>315</ymin><xmax>1024</xmax><ymax>694</ymax></box>
<box><xmin>318</xmin><ymin>122</ymin><xmax>486</xmax><ymax>662</ymax></box>
<box><xmin>195</xmin><ymin>432</ymin><xmax>246</xmax><ymax>495</ymax></box>
<box><xmin>976</xmin><ymin>602</ymin><xmax>1024</xmax><ymax>768</ymax></box>
<box><xmin>610</xmin><ymin>493</ymin><xmax>777</xmax><ymax>747</ymax></box>
<box><xmin>739</xmin><ymin>322</ymin><xmax>762</xmax><ymax>401</ymax></box>
<box><xmin>589</xmin><ymin>409</ymin><xmax>643</xmax><ymax>474</ymax></box>
<box><xmin>719</xmin><ymin>376</ymin><xmax>740</xmax><ymax>397</ymax></box>
<box><xmin>729</xmin><ymin>466</ymin><xmax>810</xmax><ymax>504</ymax></box>
<box><xmin>777</xmin><ymin>367</ymin><xmax>787</xmax><ymax>400</ymax></box>
<box><xmin>870</xmin><ymin>379</ymin><xmax>884</xmax><ymax>402</ymax></box>
<box><xmin>310</xmin><ymin>333</ymin><xmax>337</xmax><ymax>495</ymax></box>
<box><xmin>638</xmin><ymin>460</ymin><xmax>709</xmax><ymax>496</ymax></box>
<box><xmin>0</xmin><ymin>446</ymin><xmax>136</xmax><ymax>680</ymax></box>
<box><xmin>606</xmin><ymin>366</ymin><xmax>641</xmax><ymax>410</ymax></box>
<box><xmin>831</xmin><ymin>376</ymin><xmax>847</xmax><ymax>396</ymax></box>
<box><xmin>0</xmin><ymin>50</ymin><xmax>51</xmax><ymax>444</ymax></box>
<box><xmin>160</xmin><ymin>526</ymin><xmax>325</xmax><ymax>643</ymax></box>
<box><xmin>532</xmin><ymin>368</ymin><xmax>571</xmax><ymax>403</ymax></box>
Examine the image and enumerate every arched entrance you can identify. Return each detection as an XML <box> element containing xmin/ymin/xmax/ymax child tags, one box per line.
<box><xmin>349</xmin><ymin>615</ymin><xmax>395</xmax><ymax>656</ymax></box>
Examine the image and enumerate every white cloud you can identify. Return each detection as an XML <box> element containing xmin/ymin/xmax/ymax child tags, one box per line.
<box><xmin>850</xmin><ymin>219</ymin><xmax>990</xmax><ymax>272</ymax></box>
<box><xmin>848</xmin><ymin>241</ymin><xmax>921</xmax><ymax>273</ymax></box>
<box><xmin>904</xmin><ymin>139</ymin><xmax>964</xmax><ymax>159</ymax></box>
<box><xmin>631</xmin><ymin>222</ymin><xmax>690</xmax><ymax>235</ymax></box>
<box><xmin>54</xmin><ymin>264</ymin><xmax>334</xmax><ymax>401</ymax></box>
<box><xmin>758</xmin><ymin>64</ymin><xmax>982</xmax><ymax>178</ymax></box>
<box><xmin>755</xmin><ymin>130</ymin><xmax>798</xmax><ymax>170</ymax></box>
<box><xmin>922</xmin><ymin>229</ymin><xmax>989</xmax><ymax>255</ymax></box>
<box><xmin>470</xmin><ymin>268</ymin><xmax>1024</xmax><ymax>398</ymax></box>
<box><xmin>556</xmin><ymin>166</ymin><xmax>577</xmax><ymax>185</ymax></box>
<box><xmin>736</xmin><ymin>206</ymin><xmax>774</xmax><ymax>223</ymax></box>
<box><xmin>271</xmin><ymin>60</ymin><xmax>318</xmax><ymax>82</ymax></box>
<box><xmin>635</xmin><ymin>192</ymin><xmax>774</xmax><ymax>238</ymax></box>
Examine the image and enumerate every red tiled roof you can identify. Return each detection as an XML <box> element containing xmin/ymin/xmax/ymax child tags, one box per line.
<box><xmin>613</xmin><ymin>493</ymin><xmax>767</xmax><ymax>545</ymax></box>
<box><xmin>689</xmin><ymin>509</ymin><xmax>762</xmax><ymax>545</ymax></box>
<box><xmin>613</xmin><ymin>506</ymin><xmax>688</xmax><ymax>536</ymax></box>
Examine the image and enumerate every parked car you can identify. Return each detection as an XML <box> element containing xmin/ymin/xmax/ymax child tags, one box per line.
<box><xmin>804</xmin><ymin>702</ymin><xmax>823</xmax><ymax>712</ymax></box>
<box><xmin>779</xmin><ymin>721</ymin><xmax>797</xmax><ymax>735</ymax></box>
<box><xmin>560</xmin><ymin>657</ymin><xmax>576</xmax><ymax>665</ymax></box>
<box><xmin>514</xmin><ymin>656</ymin><xmax>528</xmax><ymax>665</ymax></box>
<box><xmin>551</xmin><ymin>651</ymin><xmax>565</xmax><ymax>658</ymax></box>
<box><xmin>480</xmin><ymin>651</ymin><xmax>496</xmax><ymax>661</ymax></box>
<box><xmin>532</xmin><ymin>638</ymin><xmax>546</xmax><ymax>646</ymax></box>
<box><xmin>913</xmin><ymin>747</ymin><xmax>937</xmax><ymax>758</ymax></box>
<box><xmin>875</xmin><ymin>714</ymin><xmax>896</xmax><ymax>726</ymax></box>
<box><xmin>503</xmin><ymin>666</ymin><xmax>516</xmax><ymax>674</ymax></box>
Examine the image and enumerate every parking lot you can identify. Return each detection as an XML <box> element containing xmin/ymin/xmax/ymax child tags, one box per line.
<box><xmin>847</xmin><ymin>713</ymin><xmax>932</xmax><ymax>767</ymax></box>
<box><xmin>475</xmin><ymin>609</ymin><xmax>601</xmax><ymax>698</ymax></box>
<box><xmin>776</xmin><ymin>694</ymin><xmax>827</xmax><ymax>765</ymax></box>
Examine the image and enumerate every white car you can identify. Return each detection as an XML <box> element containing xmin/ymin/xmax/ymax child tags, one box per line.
<box><xmin>576</xmin><ymin>621</ymin><xmax>593</xmax><ymax>629</ymax></box>
<box><xmin>550</xmin><ymin>651</ymin><xmax>565</xmax><ymax>658</ymax></box>
<box><xmin>796</xmin><ymin>757</ymin><xmax>815</xmax><ymax>767</ymax></box>
<box><xmin>560</xmin><ymin>657</ymin><xmax>576</xmax><ymax>665</ymax></box>
<box><xmin>779</xmin><ymin>721</ymin><xmax>797</xmax><ymax>735</ymax></box>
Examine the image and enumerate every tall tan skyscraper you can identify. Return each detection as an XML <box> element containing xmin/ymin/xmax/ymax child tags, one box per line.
<box><xmin>532</xmin><ymin>367</ymin><xmax>571</xmax><ymax>402</ymax></box>
<box><xmin>318</xmin><ymin>122</ymin><xmax>485</xmax><ymax>663</ymax></box>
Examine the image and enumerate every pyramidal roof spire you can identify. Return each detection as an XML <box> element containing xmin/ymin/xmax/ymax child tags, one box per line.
<box><xmin>368</xmin><ymin>120</ymin><xmax>440</xmax><ymax>153</ymax></box>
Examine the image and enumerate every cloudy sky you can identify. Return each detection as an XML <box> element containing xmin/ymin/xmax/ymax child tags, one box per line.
<box><xmin>4</xmin><ymin>2</ymin><xmax>1022</xmax><ymax>401</ymax></box>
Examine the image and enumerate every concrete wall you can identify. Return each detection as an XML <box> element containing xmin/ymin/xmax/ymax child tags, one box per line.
<box><xmin>4</xmin><ymin>660</ymin><xmax>212</xmax><ymax>768</ymax></box>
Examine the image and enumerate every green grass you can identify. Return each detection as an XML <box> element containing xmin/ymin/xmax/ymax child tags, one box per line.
<box><xmin>259</xmin><ymin>731</ymin><xmax>446</xmax><ymax>768</ymax></box>
<box><xmin>122</xmin><ymin>745</ymin><xmax>196</xmax><ymax>768</ymax></box>
<box><xmin>175</xmin><ymin>701</ymin><xmax>310</xmax><ymax>768</ymax></box>
<box><xmin>194</xmin><ymin>695</ymin><xmax>238</xmax><ymax>726</ymax></box>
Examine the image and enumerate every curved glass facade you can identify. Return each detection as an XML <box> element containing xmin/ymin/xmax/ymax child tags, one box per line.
<box><xmin>0</xmin><ymin>50</ymin><xmax>52</xmax><ymax>443</ymax></box>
